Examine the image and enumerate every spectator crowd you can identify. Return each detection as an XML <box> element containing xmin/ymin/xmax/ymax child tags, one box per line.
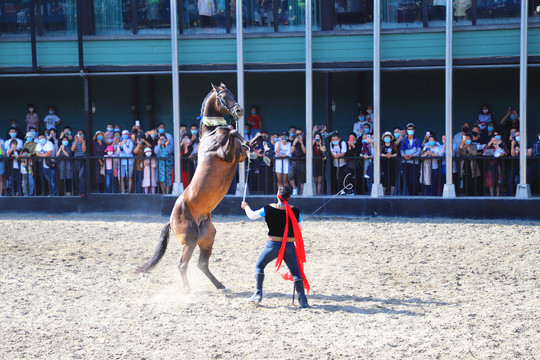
<box><xmin>1</xmin><ymin>103</ymin><xmax>540</xmax><ymax>197</ymax></box>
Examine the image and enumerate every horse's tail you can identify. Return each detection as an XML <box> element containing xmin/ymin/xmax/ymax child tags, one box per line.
<box><xmin>135</xmin><ymin>222</ymin><xmax>171</xmax><ymax>274</ymax></box>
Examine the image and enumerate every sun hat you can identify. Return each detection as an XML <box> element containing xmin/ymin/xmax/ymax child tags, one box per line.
<box><xmin>122</xmin><ymin>130</ymin><xmax>129</xmax><ymax>135</ymax></box>
<box><xmin>93</xmin><ymin>131</ymin><xmax>105</xmax><ymax>141</ymax></box>
<box><xmin>105</xmin><ymin>145</ymin><xmax>114</xmax><ymax>153</ymax></box>
<box><xmin>144</xmin><ymin>147</ymin><xmax>152</xmax><ymax>153</ymax></box>
<box><xmin>382</xmin><ymin>131</ymin><xmax>394</xmax><ymax>141</ymax></box>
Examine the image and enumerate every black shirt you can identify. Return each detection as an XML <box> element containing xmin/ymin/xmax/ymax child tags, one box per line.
<box><xmin>264</xmin><ymin>205</ymin><xmax>301</xmax><ymax>237</ymax></box>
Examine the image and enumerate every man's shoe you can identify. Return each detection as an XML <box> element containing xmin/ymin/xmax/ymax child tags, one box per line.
<box><xmin>248</xmin><ymin>273</ymin><xmax>264</xmax><ymax>304</ymax></box>
<box><xmin>294</xmin><ymin>280</ymin><xmax>310</xmax><ymax>308</ymax></box>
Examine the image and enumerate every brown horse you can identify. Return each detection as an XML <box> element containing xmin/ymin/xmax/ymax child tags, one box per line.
<box><xmin>136</xmin><ymin>83</ymin><xmax>259</xmax><ymax>292</ymax></box>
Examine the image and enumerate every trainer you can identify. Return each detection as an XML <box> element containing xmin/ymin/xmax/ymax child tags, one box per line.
<box><xmin>241</xmin><ymin>185</ymin><xmax>310</xmax><ymax>308</ymax></box>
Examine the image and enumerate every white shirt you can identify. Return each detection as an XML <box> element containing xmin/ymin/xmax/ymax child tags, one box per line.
<box><xmin>4</xmin><ymin>137</ymin><xmax>23</xmax><ymax>152</ymax></box>
<box><xmin>36</xmin><ymin>141</ymin><xmax>54</xmax><ymax>169</ymax></box>
<box><xmin>275</xmin><ymin>141</ymin><xmax>292</xmax><ymax>157</ymax></box>
<box><xmin>352</xmin><ymin>121</ymin><xmax>364</xmax><ymax>138</ymax></box>
<box><xmin>422</xmin><ymin>143</ymin><xmax>443</xmax><ymax>169</ymax></box>
<box><xmin>330</xmin><ymin>140</ymin><xmax>347</xmax><ymax>167</ymax></box>
<box><xmin>43</xmin><ymin>114</ymin><xmax>61</xmax><ymax>130</ymax></box>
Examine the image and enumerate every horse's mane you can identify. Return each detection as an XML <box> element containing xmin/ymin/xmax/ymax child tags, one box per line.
<box><xmin>200</xmin><ymin>90</ymin><xmax>214</xmax><ymax>116</ymax></box>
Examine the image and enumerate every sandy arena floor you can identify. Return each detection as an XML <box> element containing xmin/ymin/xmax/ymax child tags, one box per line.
<box><xmin>1</xmin><ymin>213</ymin><xmax>539</xmax><ymax>359</ymax></box>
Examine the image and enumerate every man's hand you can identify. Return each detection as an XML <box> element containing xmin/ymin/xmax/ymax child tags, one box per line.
<box><xmin>241</xmin><ymin>202</ymin><xmax>249</xmax><ymax>210</ymax></box>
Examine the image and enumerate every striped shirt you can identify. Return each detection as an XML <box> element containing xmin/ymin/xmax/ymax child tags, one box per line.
<box><xmin>74</xmin><ymin>141</ymin><xmax>85</xmax><ymax>157</ymax></box>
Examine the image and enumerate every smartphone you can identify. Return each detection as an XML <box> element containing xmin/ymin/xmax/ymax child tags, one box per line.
<box><xmin>135</xmin><ymin>120</ymin><xmax>140</xmax><ymax>127</ymax></box>
<box><xmin>462</xmin><ymin>135</ymin><xmax>467</xmax><ymax>141</ymax></box>
<box><xmin>426</xmin><ymin>131</ymin><xmax>430</xmax><ymax>137</ymax></box>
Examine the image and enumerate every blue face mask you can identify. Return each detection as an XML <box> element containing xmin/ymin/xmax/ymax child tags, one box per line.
<box><xmin>62</xmin><ymin>140</ymin><xmax>69</xmax><ymax>146</ymax></box>
<box><xmin>332</xmin><ymin>141</ymin><xmax>339</xmax><ymax>145</ymax></box>
<box><xmin>10</xmin><ymin>133</ymin><xmax>17</xmax><ymax>138</ymax></box>
<box><xmin>384</xmin><ymin>137</ymin><xmax>391</xmax><ymax>144</ymax></box>
<box><xmin>27</xmin><ymin>137</ymin><xmax>33</xmax><ymax>142</ymax></box>
<box><xmin>245</xmin><ymin>130</ymin><xmax>249</xmax><ymax>134</ymax></box>
<box><xmin>122</xmin><ymin>135</ymin><xmax>129</xmax><ymax>140</ymax></box>
<box><xmin>107</xmin><ymin>127</ymin><xmax>114</xmax><ymax>132</ymax></box>
<box><xmin>31</xmin><ymin>131</ymin><xmax>36</xmax><ymax>137</ymax></box>
<box><xmin>49</xmin><ymin>110</ymin><xmax>54</xmax><ymax>114</ymax></box>
<box><xmin>158</xmin><ymin>128</ymin><xmax>165</xmax><ymax>134</ymax></box>
<box><xmin>487</xmin><ymin>126</ymin><xmax>494</xmax><ymax>132</ymax></box>
<box><xmin>407</xmin><ymin>130</ymin><xmax>415</xmax><ymax>136</ymax></box>
<box><xmin>515</xmin><ymin>136</ymin><xmax>520</xmax><ymax>142</ymax></box>
<box><xmin>364</xmin><ymin>128</ymin><xmax>370</xmax><ymax>134</ymax></box>
<box><xmin>358</xmin><ymin>116</ymin><xmax>365</xmax><ymax>121</ymax></box>
<box><xmin>465</xmin><ymin>140</ymin><xmax>472</xmax><ymax>145</ymax></box>
<box><xmin>273</xmin><ymin>137</ymin><xmax>279</xmax><ymax>142</ymax></box>
<box><xmin>362</xmin><ymin>139</ymin><xmax>368</xmax><ymax>143</ymax></box>
<box><xmin>251</xmin><ymin>111</ymin><xmax>256</xmax><ymax>115</ymax></box>
<box><xmin>39</xmin><ymin>138</ymin><xmax>46</xmax><ymax>145</ymax></box>
<box><xmin>394</xmin><ymin>133</ymin><xmax>401</xmax><ymax>139</ymax></box>
<box><xmin>191</xmin><ymin>130</ymin><xmax>198</xmax><ymax>134</ymax></box>
<box><xmin>510</xmin><ymin>114</ymin><xmax>517</xmax><ymax>120</ymax></box>
<box><xmin>97</xmin><ymin>135</ymin><xmax>104</xmax><ymax>141</ymax></box>
<box><xmin>495</xmin><ymin>135</ymin><xmax>501</xmax><ymax>141</ymax></box>
<box><xmin>289</xmin><ymin>132</ymin><xmax>294</xmax><ymax>137</ymax></box>
<box><xmin>428</xmin><ymin>141</ymin><xmax>435</xmax><ymax>146</ymax></box>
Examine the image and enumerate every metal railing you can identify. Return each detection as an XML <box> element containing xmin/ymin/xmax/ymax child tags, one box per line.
<box><xmin>1</xmin><ymin>154</ymin><xmax>539</xmax><ymax>197</ymax></box>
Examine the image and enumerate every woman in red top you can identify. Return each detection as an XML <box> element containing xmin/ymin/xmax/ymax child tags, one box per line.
<box><xmin>248</xmin><ymin>106</ymin><xmax>262</xmax><ymax>137</ymax></box>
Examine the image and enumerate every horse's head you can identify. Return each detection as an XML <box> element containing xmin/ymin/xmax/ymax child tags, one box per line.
<box><xmin>212</xmin><ymin>83</ymin><xmax>244</xmax><ymax>120</ymax></box>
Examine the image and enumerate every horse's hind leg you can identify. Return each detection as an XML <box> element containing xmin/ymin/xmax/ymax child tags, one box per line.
<box><xmin>178</xmin><ymin>240</ymin><xmax>197</xmax><ymax>293</ymax></box>
<box><xmin>197</xmin><ymin>216</ymin><xmax>226</xmax><ymax>290</ymax></box>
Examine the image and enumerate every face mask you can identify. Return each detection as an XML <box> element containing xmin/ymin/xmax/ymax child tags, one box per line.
<box><xmin>487</xmin><ymin>127</ymin><xmax>494</xmax><ymax>132</ymax></box>
<box><xmin>145</xmin><ymin>152</ymin><xmax>152</xmax><ymax>157</ymax></box>
<box><xmin>358</xmin><ymin>116</ymin><xmax>365</xmax><ymax>121</ymax></box>
<box><xmin>483</xmin><ymin>109</ymin><xmax>489</xmax><ymax>114</ymax></box>
<box><xmin>515</xmin><ymin>136</ymin><xmax>520</xmax><ymax>142</ymax></box>
<box><xmin>114</xmin><ymin>128</ymin><xmax>120</xmax><ymax>132</ymax></box>
<box><xmin>49</xmin><ymin>110</ymin><xmax>54</xmax><ymax>114</ymax></box>
<box><xmin>332</xmin><ymin>141</ymin><xmax>339</xmax><ymax>145</ymax></box>
<box><xmin>28</xmin><ymin>108</ymin><xmax>34</xmax><ymax>112</ymax></box>
<box><xmin>158</xmin><ymin>128</ymin><xmax>165</xmax><ymax>134</ymax></box>
<box><xmin>428</xmin><ymin>141</ymin><xmax>435</xmax><ymax>146</ymax></box>
<box><xmin>362</xmin><ymin>139</ymin><xmax>368</xmax><ymax>144</ymax></box>
<box><xmin>465</xmin><ymin>140</ymin><xmax>472</xmax><ymax>145</ymax></box>
<box><xmin>364</xmin><ymin>128</ymin><xmax>370</xmax><ymax>134</ymax></box>
<box><xmin>10</xmin><ymin>123</ymin><xmax>17</xmax><ymax>128</ymax></box>
<box><xmin>251</xmin><ymin>111</ymin><xmax>256</xmax><ymax>115</ymax></box>
<box><xmin>407</xmin><ymin>130</ymin><xmax>415</xmax><ymax>136</ymax></box>
<box><xmin>191</xmin><ymin>130</ymin><xmax>198</xmax><ymax>134</ymax></box>
<box><xmin>107</xmin><ymin>127</ymin><xmax>114</xmax><ymax>132</ymax></box>
<box><xmin>10</xmin><ymin>133</ymin><xmax>17</xmax><ymax>138</ymax></box>
<box><xmin>62</xmin><ymin>140</ymin><xmax>69</xmax><ymax>146</ymax></box>
<box><xmin>150</xmin><ymin>133</ymin><xmax>156</xmax><ymax>139</ymax></box>
<box><xmin>27</xmin><ymin>137</ymin><xmax>33</xmax><ymax>142</ymax></box>
<box><xmin>97</xmin><ymin>135</ymin><xmax>104</xmax><ymax>141</ymax></box>
<box><xmin>367</xmin><ymin>110</ymin><xmax>373</xmax><ymax>114</ymax></box>
<box><xmin>495</xmin><ymin>135</ymin><xmax>501</xmax><ymax>141</ymax></box>
<box><xmin>31</xmin><ymin>131</ymin><xmax>36</xmax><ymax>137</ymax></box>
<box><xmin>107</xmin><ymin>151</ymin><xmax>114</xmax><ymax>155</ymax></box>
<box><xmin>510</xmin><ymin>114</ymin><xmax>517</xmax><ymax>120</ymax></box>
<box><xmin>462</xmin><ymin>127</ymin><xmax>469</xmax><ymax>133</ymax></box>
<box><xmin>472</xmin><ymin>131</ymin><xmax>478</xmax><ymax>137</ymax></box>
<box><xmin>122</xmin><ymin>135</ymin><xmax>129</xmax><ymax>140</ymax></box>
<box><xmin>289</xmin><ymin>132</ymin><xmax>294</xmax><ymax>137</ymax></box>
<box><xmin>315</xmin><ymin>138</ymin><xmax>321</xmax><ymax>142</ymax></box>
<box><xmin>394</xmin><ymin>133</ymin><xmax>400</xmax><ymax>139</ymax></box>
<box><xmin>384</xmin><ymin>137</ymin><xmax>391</xmax><ymax>144</ymax></box>
<box><xmin>273</xmin><ymin>137</ymin><xmax>279</xmax><ymax>142</ymax></box>
<box><xmin>39</xmin><ymin>138</ymin><xmax>46</xmax><ymax>145</ymax></box>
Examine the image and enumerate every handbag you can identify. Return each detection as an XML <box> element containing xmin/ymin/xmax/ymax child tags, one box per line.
<box><xmin>100</xmin><ymin>166</ymin><xmax>105</xmax><ymax>176</ymax></box>
<box><xmin>45</xmin><ymin>158</ymin><xmax>56</xmax><ymax>168</ymax></box>
<box><xmin>482</xmin><ymin>148</ymin><xmax>495</xmax><ymax>157</ymax></box>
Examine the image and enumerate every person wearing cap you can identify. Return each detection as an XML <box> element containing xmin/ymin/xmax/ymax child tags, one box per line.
<box><xmin>23</xmin><ymin>132</ymin><xmax>37</xmax><ymax>156</ymax></box>
<box><xmin>241</xmin><ymin>185</ymin><xmax>310</xmax><ymax>308</ymax></box>
<box><xmin>381</xmin><ymin>131</ymin><xmax>398</xmax><ymax>195</ymax></box>
<box><xmin>142</xmin><ymin>147</ymin><xmax>157</xmax><ymax>194</ymax></box>
<box><xmin>274</xmin><ymin>131</ymin><xmax>292</xmax><ymax>188</ymax></box>
<box><xmin>103</xmin><ymin>145</ymin><xmax>116</xmax><ymax>193</ymax></box>
<box><xmin>133</xmin><ymin>135</ymin><xmax>153</xmax><ymax>193</ymax></box>
<box><xmin>92</xmin><ymin>131</ymin><xmax>107</xmax><ymax>192</ymax></box>
<box><xmin>400</xmin><ymin>123</ymin><xmax>422</xmax><ymax>196</ymax></box>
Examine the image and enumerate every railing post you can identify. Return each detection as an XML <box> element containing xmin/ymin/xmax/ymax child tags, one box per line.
<box><xmin>303</xmin><ymin>0</ymin><xmax>316</xmax><ymax>197</ymax></box>
<box><xmin>171</xmin><ymin>0</ymin><xmax>184</xmax><ymax>196</ymax></box>
<box><xmin>235</xmin><ymin>0</ymin><xmax>247</xmax><ymax>197</ymax></box>
<box><xmin>371</xmin><ymin>0</ymin><xmax>384</xmax><ymax>197</ymax></box>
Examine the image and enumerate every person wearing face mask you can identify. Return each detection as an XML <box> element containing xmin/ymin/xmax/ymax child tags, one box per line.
<box><xmin>329</xmin><ymin>133</ymin><xmax>348</xmax><ymax>194</ymax></box>
<box><xmin>475</xmin><ymin>104</ymin><xmax>492</xmax><ymax>131</ymax></box>
<box><xmin>456</xmin><ymin>133</ymin><xmax>481</xmax><ymax>196</ymax></box>
<box><xmin>420</xmin><ymin>134</ymin><xmax>443</xmax><ymax>196</ymax></box>
<box><xmin>133</xmin><ymin>135</ymin><xmax>152</xmax><ymax>194</ymax></box>
<box><xmin>453</xmin><ymin>122</ymin><xmax>471</xmax><ymax>151</ymax></box>
<box><xmin>4</xmin><ymin>131</ymin><xmax>22</xmax><ymax>196</ymax></box>
<box><xmin>365</xmin><ymin>105</ymin><xmax>374</xmax><ymax>124</ymax></box>
<box><xmin>25</xmin><ymin>104</ymin><xmax>40</xmax><ymax>133</ymax></box>
<box><xmin>141</xmin><ymin>147</ymin><xmax>157</xmax><ymax>194</ymax></box>
<box><xmin>380</xmin><ymin>131</ymin><xmax>398</xmax><ymax>195</ymax></box>
<box><xmin>103</xmin><ymin>145</ymin><xmax>116</xmax><ymax>193</ymax></box>
<box><xmin>312</xmin><ymin>132</ymin><xmax>324</xmax><ymax>195</ymax></box>
<box><xmin>506</xmin><ymin>130</ymin><xmax>522</xmax><ymax>195</ymax></box>
<box><xmin>22</xmin><ymin>132</ymin><xmax>37</xmax><ymax>156</ymax></box>
<box><xmin>105</xmin><ymin>123</ymin><xmax>115</xmax><ymax>144</ymax></box>
<box><xmin>43</xmin><ymin>106</ymin><xmax>62</xmax><ymax>131</ymax></box>
<box><xmin>500</xmin><ymin>107</ymin><xmax>520</xmax><ymax>138</ymax></box>
<box><xmin>274</xmin><ymin>132</ymin><xmax>292</xmax><ymax>188</ymax></box>
<box><xmin>92</xmin><ymin>131</ymin><xmax>107</xmax><ymax>193</ymax></box>
<box><xmin>252</xmin><ymin>130</ymin><xmax>275</xmax><ymax>194</ymax></box>
<box><xmin>115</xmin><ymin>130</ymin><xmax>134</xmax><ymax>194</ymax></box>
<box><xmin>0</xmin><ymin>138</ymin><xmax>5</xmax><ymax>196</ymax></box>
<box><xmin>392</xmin><ymin>127</ymin><xmax>404</xmax><ymax>149</ymax></box>
<box><xmin>353</xmin><ymin>111</ymin><xmax>367</xmax><ymax>138</ymax></box>
<box><xmin>344</xmin><ymin>133</ymin><xmax>361</xmax><ymax>195</ymax></box>
<box><xmin>248</xmin><ymin>106</ymin><xmax>262</xmax><ymax>137</ymax></box>
<box><xmin>156</xmin><ymin>123</ymin><xmax>174</xmax><ymax>154</ymax></box>
<box><xmin>400</xmin><ymin>123</ymin><xmax>422</xmax><ymax>196</ymax></box>
<box><xmin>70</xmin><ymin>130</ymin><xmax>87</xmax><ymax>197</ymax></box>
<box><xmin>35</xmin><ymin>134</ymin><xmax>56</xmax><ymax>195</ymax></box>
<box><xmin>288</xmin><ymin>126</ymin><xmax>297</xmax><ymax>142</ymax></box>
<box><xmin>270</xmin><ymin>133</ymin><xmax>279</xmax><ymax>147</ymax></box>
<box><xmin>289</xmin><ymin>128</ymin><xmax>307</xmax><ymax>195</ymax></box>
<box><xmin>244</xmin><ymin>124</ymin><xmax>253</xmax><ymax>141</ymax></box>
<box><xmin>483</xmin><ymin>132</ymin><xmax>507</xmax><ymax>196</ymax></box>
<box><xmin>56</xmin><ymin>136</ymin><xmax>73</xmax><ymax>196</ymax></box>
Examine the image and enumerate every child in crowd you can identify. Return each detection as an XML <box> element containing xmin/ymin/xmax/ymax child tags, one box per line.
<box><xmin>43</xmin><ymin>106</ymin><xmax>62</xmax><ymax>130</ymax></box>
<box><xmin>361</xmin><ymin>133</ymin><xmax>373</xmax><ymax>179</ymax></box>
<box><xmin>248</xmin><ymin>106</ymin><xmax>262</xmax><ymax>137</ymax></box>
<box><xmin>25</xmin><ymin>104</ymin><xmax>40</xmax><ymax>133</ymax></box>
<box><xmin>105</xmin><ymin>123</ymin><xmax>115</xmax><ymax>144</ymax></box>
<box><xmin>104</xmin><ymin>145</ymin><xmax>116</xmax><ymax>193</ymax></box>
<box><xmin>19</xmin><ymin>148</ymin><xmax>34</xmax><ymax>196</ymax></box>
<box><xmin>142</xmin><ymin>147</ymin><xmax>157</xmax><ymax>194</ymax></box>
<box><xmin>476</xmin><ymin>104</ymin><xmax>492</xmax><ymax>131</ymax></box>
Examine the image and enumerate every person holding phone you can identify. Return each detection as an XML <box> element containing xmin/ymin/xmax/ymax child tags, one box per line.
<box><xmin>453</xmin><ymin>122</ymin><xmax>471</xmax><ymax>151</ymax></box>
<box><xmin>156</xmin><ymin>135</ymin><xmax>174</xmax><ymax>193</ymax></box>
<box><xmin>115</xmin><ymin>130</ymin><xmax>134</xmax><ymax>194</ymax></box>
<box><xmin>71</xmin><ymin>130</ymin><xmax>87</xmax><ymax>197</ymax></box>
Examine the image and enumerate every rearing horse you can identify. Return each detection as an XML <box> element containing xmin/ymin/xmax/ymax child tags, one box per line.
<box><xmin>136</xmin><ymin>83</ymin><xmax>260</xmax><ymax>292</ymax></box>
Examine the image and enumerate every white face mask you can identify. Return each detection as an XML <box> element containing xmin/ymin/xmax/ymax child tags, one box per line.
<box><xmin>367</xmin><ymin>110</ymin><xmax>373</xmax><ymax>114</ymax></box>
<box><xmin>107</xmin><ymin>151</ymin><xmax>113</xmax><ymax>155</ymax></box>
<box><xmin>145</xmin><ymin>152</ymin><xmax>152</xmax><ymax>157</ymax></box>
<box><xmin>483</xmin><ymin>109</ymin><xmax>489</xmax><ymax>114</ymax></box>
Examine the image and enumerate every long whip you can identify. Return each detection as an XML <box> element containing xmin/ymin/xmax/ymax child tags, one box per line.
<box><xmin>310</xmin><ymin>173</ymin><xmax>353</xmax><ymax>216</ymax></box>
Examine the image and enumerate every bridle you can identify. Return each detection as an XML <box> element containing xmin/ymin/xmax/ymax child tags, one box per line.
<box><xmin>215</xmin><ymin>88</ymin><xmax>241</xmax><ymax>120</ymax></box>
